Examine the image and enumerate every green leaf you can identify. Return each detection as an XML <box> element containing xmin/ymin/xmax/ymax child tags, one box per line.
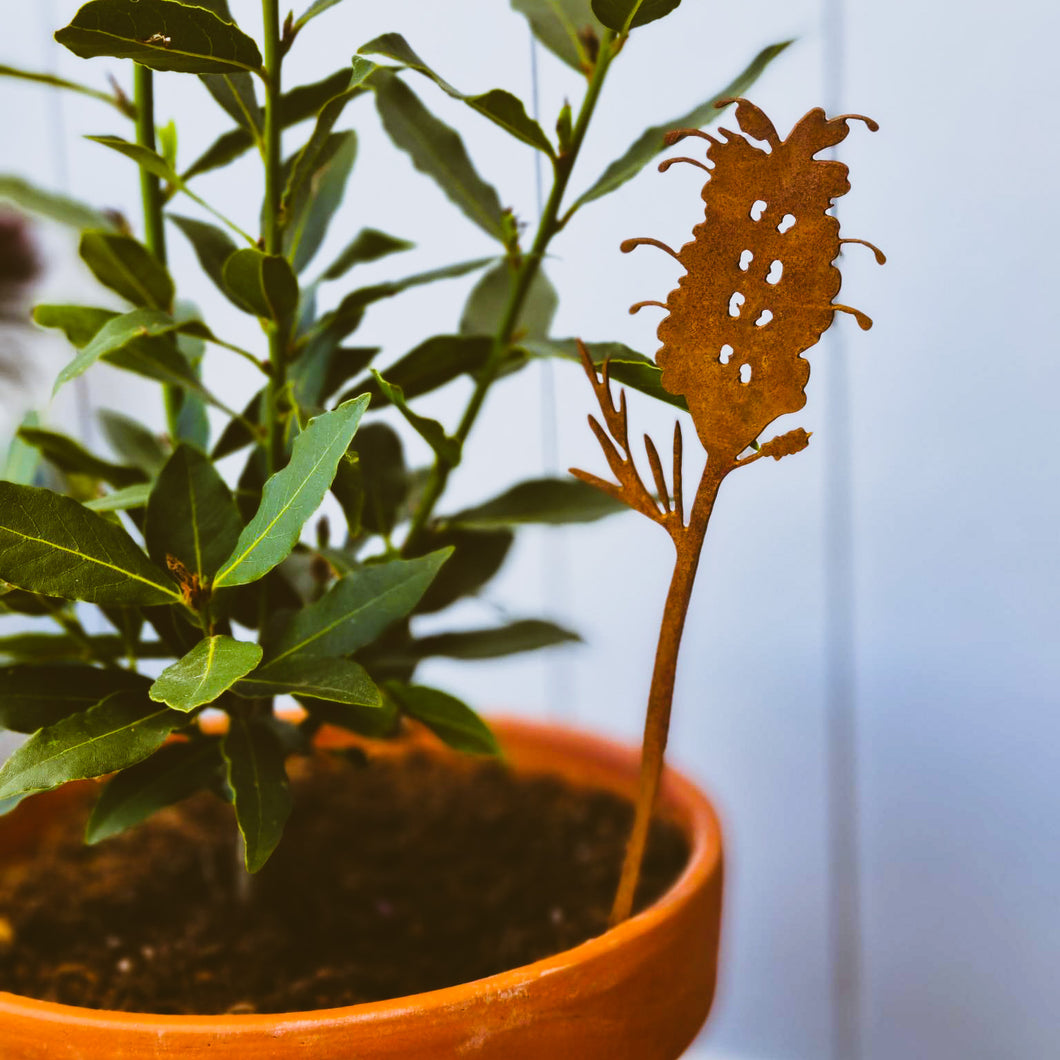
<box><xmin>525</xmin><ymin>337</ymin><xmax>689</xmax><ymax>410</ymax></box>
<box><xmin>182</xmin><ymin>67</ymin><xmax>358</xmax><ymax>183</ymax></box>
<box><xmin>0</xmin><ymin>632</ymin><xmax>168</xmax><ymax>663</ymax></box>
<box><xmin>384</xmin><ymin>682</ymin><xmax>498</xmax><ymax>755</ymax></box>
<box><xmin>267</xmin><ymin>550</ymin><xmax>451</xmax><ymax>664</ymax></box>
<box><xmin>410</xmin><ymin>527</ymin><xmax>513</xmax><ymax>614</ymax></box>
<box><xmin>0</xmin><ymin>690</ymin><xmax>185</xmax><ymax>799</ymax></box>
<box><xmin>2</xmin><ymin>412</ymin><xmax>42</xmax><ymax>485</ymax></box>
<box><xmin>222</xmin><ymin>248</ymin><xmax>298</xmax><ymax>321</ymax></box>
<box><xmin>223</xmin><ymin>715</ymin><xmax>291</xmax><ymax>873</ymax></box>
<box><xmin>359</xmin><ymin>34</ymin><xmax>553</xmax><ymax>156</ymax></box>
<box><xmin>0</xmin><ymin>63</ymin><xmax>134</xmax><ymax>117</ymax></box>
<box><xmin>79</xmin><ymin>230</ymin><xmax>174</xmax><ymax>310</ymax></box>
<box><xmin>0</xmin><ymin>482</ymin><xmax>181</xmax><ymax>606</ymax></box>
<box><xmin>348</xmin><ymin>423</ymin><xmax>405</xmax><ymax>536</ymax></box>
<box><xmin>319</xmin><ymin>228</ymin><xmax>414</xmax><ymax>282</ymax></box>
<box><xmin>169</xmin><ymin>213</ymin><xmax>241</xmax><ymax>306</ymax></box>
<box><xmin>294</xmin><ymin>345</ymin><xmax>377</xmax><ymax>408</ymax></box>
<box><xmin>55</xmin><ymin>0</ymin><xmax>264</xmax><ymax>74</ymax></box>
<box><xmin>32</xmin><ymin>303</ymin><xmax>115</xmax><ymax>347</ymax></box>
<box><xmin>236</xmin><ymin>656</ymin><xmax>381</xmax><ymax>708</ymax></box>
<box><xmin>509</xmin><ymin>0</ymin><xmax>604</xmax><ymax>72</ymax></box>
<box><xmin>51</xmin><ymin>307</ymin><xmax>192</xmax><ymax>394</ymax></box>
<box><xmin>0</xmin><ymin>174</ymin><xmax>115</xmax><ymax>231</ymax></box>
<box><xmin>372</xmin><ymin>69</ymin><xmax>505</xmax><ymax>241</ymax></box>
<box><xmin>285</xmin><ymin>130</ymin><xmax>358</xmax><ymax>273</ymax></box>
<box><xmin>98</xmin><ymin>410</ymin><xmax>168</xmax><ymax>474</ymax></box>
<box><xmin>84</xmin><ymin>483</ymin><xmax>153</xmax><ymax>512</ymax></box>
<box><xmin>371</xmin><ymin>371</ymin><xmax>460</xmax><ymax>464</ymax></box>
<box><xmin>409</xmin><ymin>619</ymin><xmax>581</xmax><ymax>660</ymax></box>
<box><xmin>145</xmin><ymin>444</ymin><xmax>243</xmax><ymax>582</ymax></box>
<box><xmin>296</xmin><ymin>695</ymin><xmax>397</xmax><ymax>739</ymax></box>
<box><xmin>283</xmin><ymin>59</ymin><xmax>376</xmax><ymax>220</ymax></box>
<box><xmin>307</xmin><ymin>257</ymin><xmax>493</xmax><ymax>356</ymax></box>
<box><xmin>460</xmin><ymin>261</ymin><xmax>557</xmax><ymax>339</ymax></box>
<box><xmin>591</xmin><ymin>0</ymin><xmax>681</xmax><ymax>32</ymax></box>
<box><xmin>85</xmin><ymin>739</ymin><xmax>222</xmax><ymax>844</ymax></box>
<box><xmin>16</xmin><ymin>426</ymin><xmax>146</xmax><ymax>489</ymax></box>
<box><xmin>449</xmin><ymin>477</ymin><xmax>626</xmax><ymax>527</ymax></box>
<box><xmin>214</xmin><ymin>398</ymin><xmax>370</xmax><ymax>588</ymax></box>
<box><xmin>0</xmin><ymin>665</ymin><xmax>150</xmax><ymax>733</ymax></box>
<box><xmin>150</xmin><ymin>636</ymin><xmax>263</xmax><ymax>711</ymax></box>
<box><xmin>571</xmin><ymin>41</ymin><xmax>792</xmax><ymax>210</ymax></box>
<box><xmin>340</xmin><ymin>334</ymin><xmax>492</xmax><ymax>407</ymax></box>
<box><xmin>199</xmin><ymin>72</ymin><xmax>261</xmax><ymax>134</ymax></box>
<box><xmin>293</xmin><ymin>0</ymin><xmax>346</xmax><ymax>32</ymax></box>
<box><xmin>158</xmin><ymin>119</ymin><xmax>179</xmax><ymax>170</ymax></box>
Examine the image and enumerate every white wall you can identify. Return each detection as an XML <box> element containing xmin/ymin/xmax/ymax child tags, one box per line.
<box><xmin>2</xmin><ymin>1</ymin><xmax>1058</xmax><ymax>1057</ymax></box>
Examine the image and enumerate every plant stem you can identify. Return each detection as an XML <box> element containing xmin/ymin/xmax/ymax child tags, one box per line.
<box><xmin>261</xmin><ymin>0</ymin><xmax>288</xmax><ymax>478</ymax></box>
<box><xmin>609</xmin><ymin>459</ymin><xmax>729</xmax><ymax>926</ymax></box>
<box><xmin>133</xmin><ymin>64</ymin><xmax>178</xmax><ymax>438</ymax></box>
<box><xmin>402</xmin><ymin>35</ymin><xmax>618</xmax><ymax>554</ymax></box>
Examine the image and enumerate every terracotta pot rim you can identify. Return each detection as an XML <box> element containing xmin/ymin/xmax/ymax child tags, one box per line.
<box><xmin>0</xmin><ymin>715</ymin><xmax>722</xmax><ymax>1033</ymax></box>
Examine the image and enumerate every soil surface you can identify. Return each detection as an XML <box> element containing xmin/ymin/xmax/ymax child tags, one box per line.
<box><xmin>0</xmin><ymin>748</ymin><xmax>688</xmax><ymax>1014</ymax></box>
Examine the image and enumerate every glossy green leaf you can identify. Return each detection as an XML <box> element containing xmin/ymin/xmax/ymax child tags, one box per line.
<box><xmin>236</xmin><ymin>656</ymin><xmax>381</xmax><ymax>708</ymax></box>
<box><xmin>509</xmin><ymin>0</ymin><xmax>604</xmax><ymax>71</ymax></box>
<box><xmin>372</xmin><ymin>69</ymin><xmax>505</xmax><ymax>241</ymax></box>
<box><xmin>182</xmin><ymin>67</ymin><xmax>357</xmax><ymax>182</ymax></box>
<box><xmin>371</xmin><ymin>371</ymin><xmax>460</xmax><ymax>463</ymax></box>
<box><xmin>150</xmin><ymin>636</ymin><xmax>263</xmax><ymax>711</ymax></box>
<box><xmin>460</xmin><ymin>261</ymin><xmax>557</xmax><ymax>340</ymax></box>
<box><xmin>384</xmin><ymin>682</ymin><xmax>498</xmax><ymax>755</ymax></box>
<box><xmin>525</xmin><ymin>337</ymin><xmax>689</xmax><ymax>410</ymax></box>
<box><xmin>283</xmin><ymin>59</ymin><xmax>375</xmax><ymax>218</ymax></box>
<box><xmin>572</xmin><ymin>41</ymin><xmax>792</xmax><ymax>210</ymax></box>
<box><xmin>169</xmin><ymin>213</ymin><xmax>241</xmax><ymax>306</ymax></box>
<box><xmin>409</xmin><ymin>619</ymin><xmax>580</xmax><ymax>660</ymax></box>
<box><xmin>55</xmin><ymin>0</ymin><xmax>263</xmax><ymax>74</ymax></box>
<box><xmin>294</xmin><ymin>345</ymin><xmax>377</xmax><ymax>408</ymax></box>
<box><xmin>267</xmin><ymin>550</ymin><xmax>451</xmax><ymax>664</ymax></box>
<box><xmin>319</xmin><ymin>228</ymin><xmax>414</xmax><ymax>282</ymax></box>
<box><xmin>85</xmin><ymin>738</ymin><xmax>222</xmax><ymax>844</ymax></box>
<box><xmin>79</xmin><ymin>230</ymin><xmax>174</xmax><ymax>310</ymax></box>
<box><xmin>340</xmin><ymin>334</ymin><xmax>491</xmax><ymax>407</ymax></box>
<box><xmin>591</xmin><ymin>0</ymin><xmax>681</xmax><ymax>32</ymax></box>
<box><xmin>145</xmin><ymin>444</ymin><xmax>243</xmax><ymax>581</ymax></box>
<box><xmin>16</xmin><ymin>426</ymin><xmax>145</xmax><ymax>489</ymax></box>
<box><xmin>99</xmin><ymin>410</ymin><xmax>168</xmax><ymax>474</ymax></box>
<box><xmin>286</xmin><ymin>130</ymin><xmax>358</xmax><ymax>273</ymax></box>
<box><xmin>293</xmin><ymin>0</ymin><xmax>346</xmax><ymax>31</ymax></box>
<box><xmin>214</xmin><ymin>398</ymin><xmax>370</xmax><ymax>588</ymax></box>
<box><xmin>449</xmin><ymin>477</ymin><xmax>626</xmax><ymax>527</ymax></box>
<box><xmin>32</xmin><ymin>303</ymin><xmax>114</xmax><ymax>347</ymax></box>
<box><xmin>223</xmin><ymin>715</ymin><xmax>291</xmax><ymax>873</ymax></box>
<box><xmin>212</xmin><ymin>390</ymin><xmax>263</xmax><ymax>460</ymax></box>
<box><xmin>349</xmin><ymin>423</ymin><xmax>405</xmax><ymax>536</ymax></box>
<box><xmin>84</xmin><ymin>483</ymin><xmax>152</xmax><ymax>512</ymax></box>
<box><xmin>0</xmin><ymin>174</ymin><xmax>115</xmax><ymax>231</ymax></box>
<box><xmin>222</xmin><ymin>248</ymin><xmax>298</xmax><ymax>321</ymax></box>
<box><xmin>410</xmin><ymin>527</ymin><xmax>513</xmax><ymax>614</ymax></box>
<box><xmin>0</xmin><ymin>63</ymin><xmax>134</xmax><ymax>117</ymax></box>
<box><xmin>158</xmin><ymin>118</ymin><xmax>179</xmax><ymax>170</ymax></box>
<box><xmin>0</xmin><ymin>665</ymin><xmax>150</xmax><ymax>733</ymax></box>
<box><xmin>360</xmin><ymin>34</ymin><xmax>553</xmax><ymax>156</ymax></box>
<box><xmin>0</xmin><ymin>689</ymin><xmax>185</xmax><ymax>799</ymax></box>
<box><xmin>0</xmin><ymin>482</ymin><xmax>181</xmax><ymax>606</ymax></box>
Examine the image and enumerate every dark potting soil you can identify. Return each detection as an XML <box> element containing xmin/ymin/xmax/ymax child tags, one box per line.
<box><xmin>0</xmin><ymin>748</ymin><xmax>688</xmax><ymax>1014</ymax></box>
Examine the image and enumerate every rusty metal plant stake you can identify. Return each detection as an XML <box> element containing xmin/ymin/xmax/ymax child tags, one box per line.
<box><xmin>572</xmin><ymin>99</ymin><xmax>885</xmax><ymax>926</ymax></box>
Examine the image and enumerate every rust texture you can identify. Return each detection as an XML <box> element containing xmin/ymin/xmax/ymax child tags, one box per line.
<box><xmin>574</xmin><ymin>99</ymin><xmax>883</xmax><ymax>925</ymax></box>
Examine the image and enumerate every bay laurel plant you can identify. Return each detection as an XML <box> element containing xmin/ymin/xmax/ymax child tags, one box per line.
<box><xmin>0</xmin><ymin>1</ymin><xmax>788</xmax><ymax>879</ymax></box>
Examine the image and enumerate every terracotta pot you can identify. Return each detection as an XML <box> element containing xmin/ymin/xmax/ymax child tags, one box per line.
<box><xmin>0</xmin><ymin>717</ymin><xmax>724</xmax><ymax>1059</ymax></box>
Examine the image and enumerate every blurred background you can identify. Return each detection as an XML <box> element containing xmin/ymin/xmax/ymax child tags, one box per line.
<box><xmin>2</xmin><ymin>1</ymin><xmax>1058</xmax><ymax>1057</ymax></box>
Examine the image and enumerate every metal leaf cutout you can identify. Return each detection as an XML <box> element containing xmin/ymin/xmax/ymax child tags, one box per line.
<box><xmin>575</xmin><ymin>100</ymin><xmax>883</xmax><ymax>927</ymax></box>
